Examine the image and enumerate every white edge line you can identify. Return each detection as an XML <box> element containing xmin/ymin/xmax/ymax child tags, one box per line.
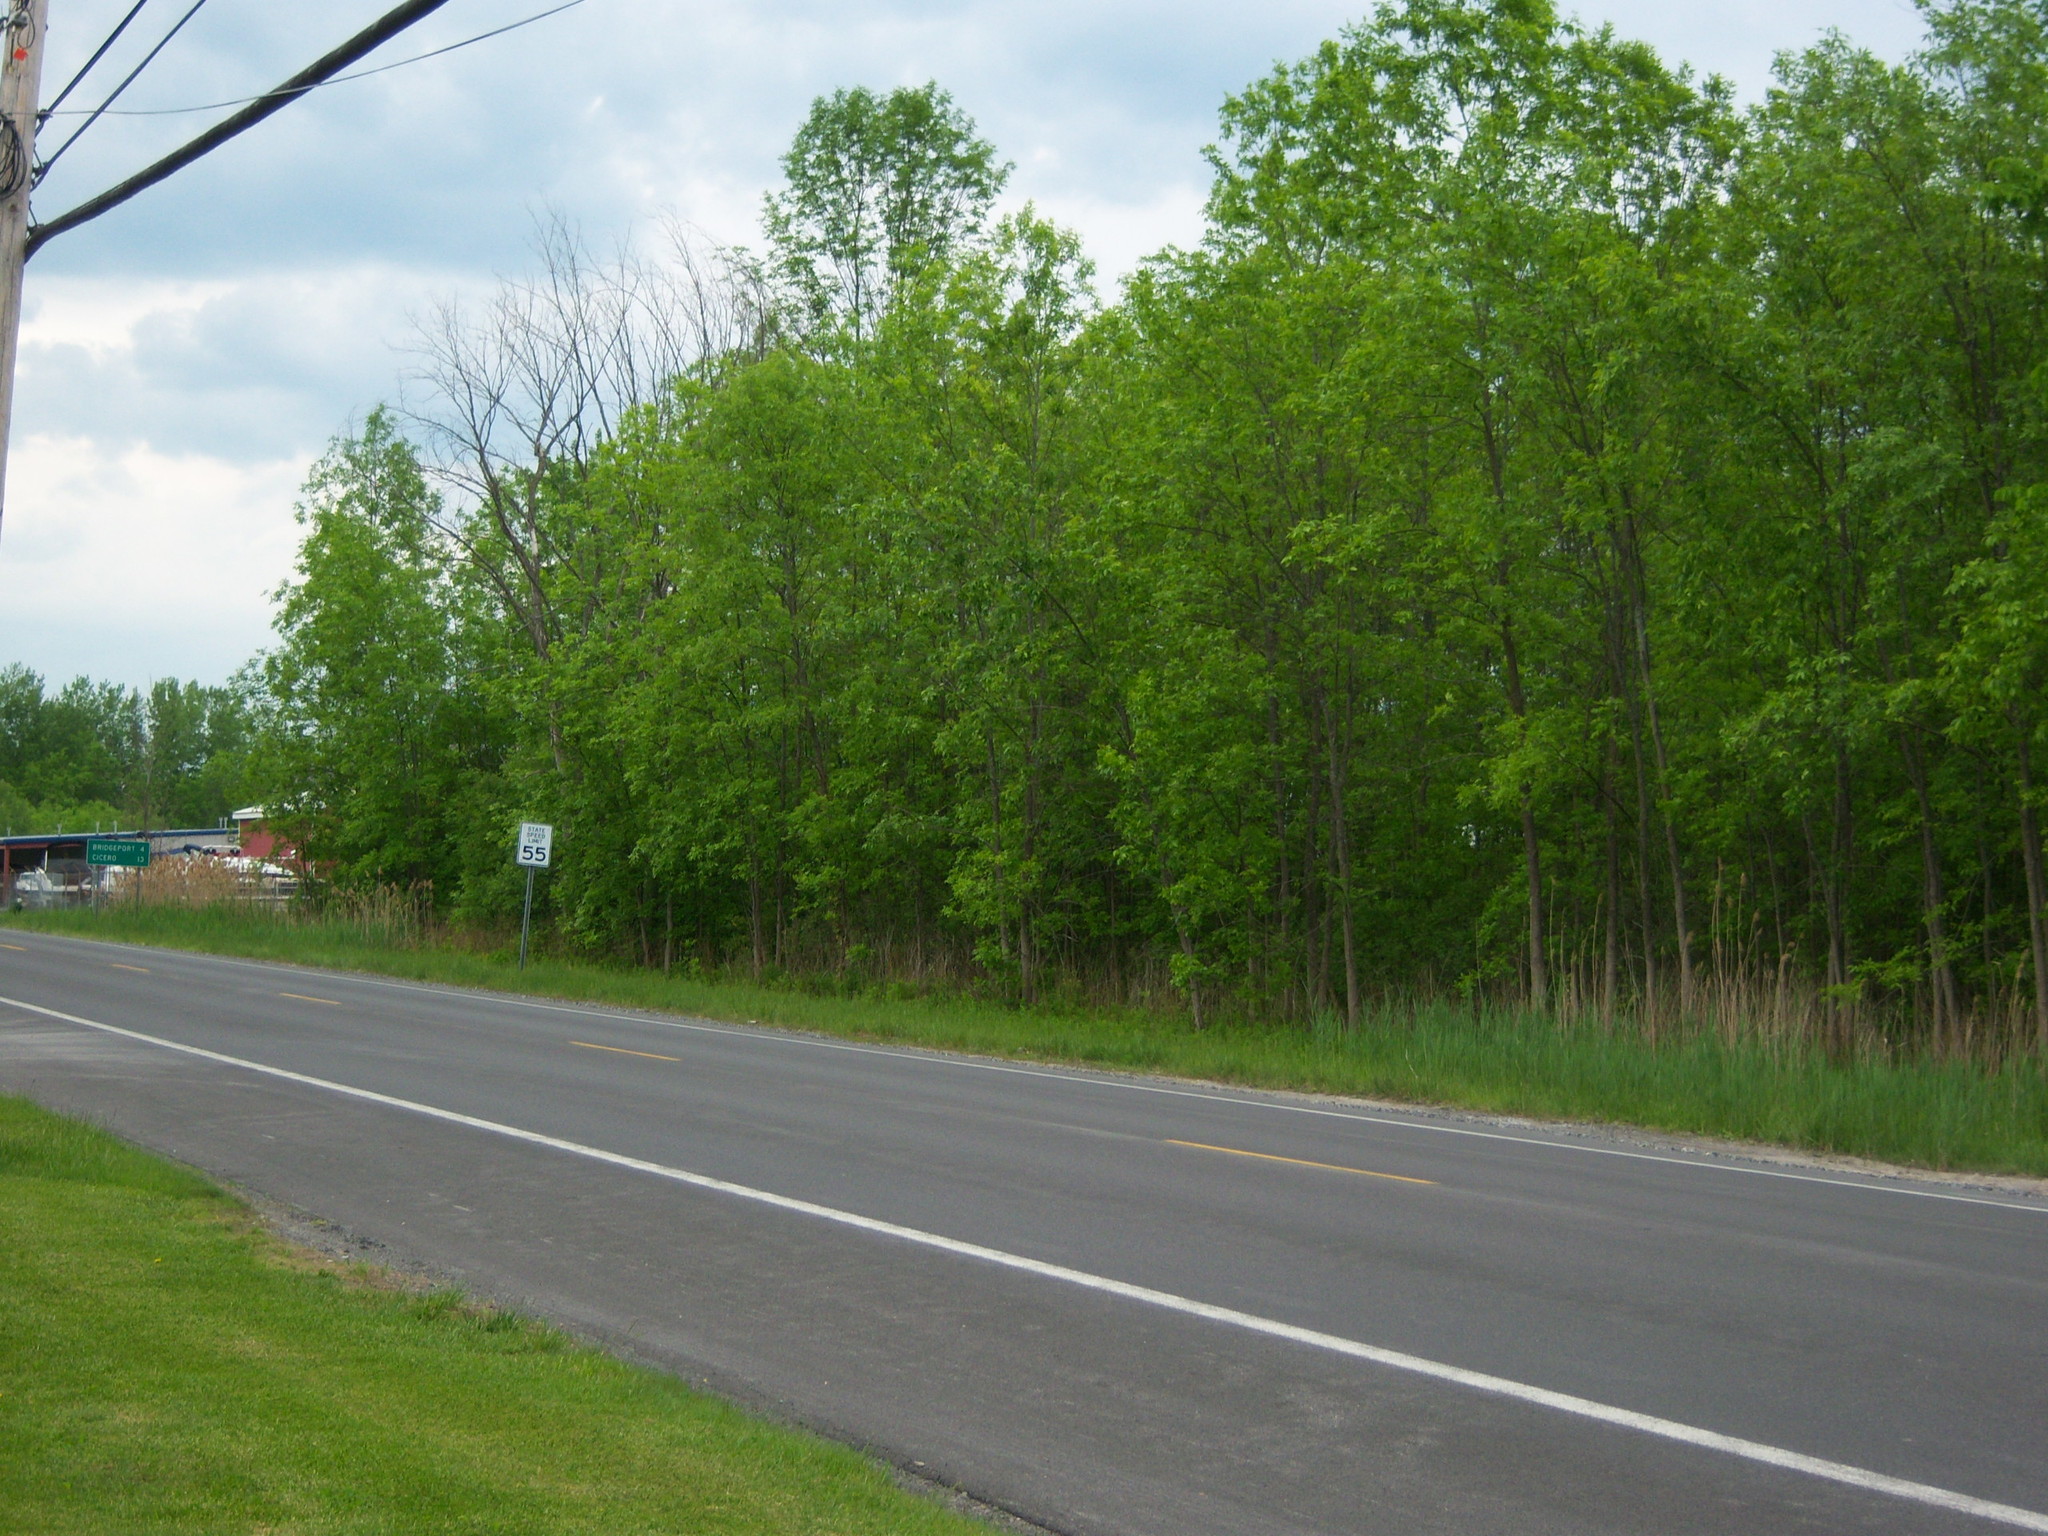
<box><xmin>9</xmin><ymin>932</ymin><xmax>2048</xmax><ymax>1216</ymax></box>
<box><xmin>4</xmin><ymin>989</ymin><xmax>2046</xmax><ymax>1534</ymax></box>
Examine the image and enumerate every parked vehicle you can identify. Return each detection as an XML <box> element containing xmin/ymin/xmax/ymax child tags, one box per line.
<box><xmin>9</xmin><ymin>868</ymin><xmax>60</xmax><ymax>910</ymax></box>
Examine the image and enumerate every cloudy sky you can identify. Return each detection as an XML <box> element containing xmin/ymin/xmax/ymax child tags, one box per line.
<box><xmin>6</xmin><ymin>0</ymin><xmax>1925</xmax><ymax>689</ymax></box>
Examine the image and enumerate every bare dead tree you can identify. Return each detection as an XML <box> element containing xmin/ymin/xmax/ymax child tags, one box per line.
<box><xmin>650</xmin><ymin>214</ymin><xmax>780</xmax><ymax>367</ymax></box>
<box><xmin>403</xmin><ymin>213</ymin><xmax>772</xmax><ymax>688</ymax></box>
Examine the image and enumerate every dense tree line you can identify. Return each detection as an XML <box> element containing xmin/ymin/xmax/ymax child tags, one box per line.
<box><xmin>257</xmin><ymin>1</ymin><xmax>2048</xmax><ymax>1053</ymax></box>
<box><xmin>0</xmin><ymin>665</ymin><xmax>251</xmax><ymax>833</ymax></box>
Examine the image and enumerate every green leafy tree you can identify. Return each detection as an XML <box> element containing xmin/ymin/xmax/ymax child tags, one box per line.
<box><xmin>256</xmin><ymin>411</ymin><xmax>505</xmax><ymax>890</ymax></box>
<box><xmin>764</xmin><ymin>83</ymin><xmax>1009</xmax><ymax>339</ymax></box>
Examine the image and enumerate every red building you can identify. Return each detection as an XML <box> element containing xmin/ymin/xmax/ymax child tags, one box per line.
<box><xmin>232</xmin><ymin>807</ymin><xmax>299</xmax><ymax>865</ymax></box>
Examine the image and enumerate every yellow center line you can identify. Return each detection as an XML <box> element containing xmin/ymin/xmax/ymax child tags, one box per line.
<box><xmin>1166</xmin><ymin>1139</ymin><xmax>1436</xmax><ymax>1185</ymax></box>
<box><xmin>0</xmin><ymin>943</ymin><xmax>25</xmax><ymax>951</ymax></box>
<box><xmin>110</xmin><ymin>963</ymin><xmax>150</xmax><ymax>973</ymax></box>
<box><xmin>278</xmin><ymin>992</ymin><xmax>341</xmax><ymax>1006</ymax></box>
<box><xmin>571</xmin><ymin>1039</ymin><xmax>681</xmax><ymax>1063</ymax></box>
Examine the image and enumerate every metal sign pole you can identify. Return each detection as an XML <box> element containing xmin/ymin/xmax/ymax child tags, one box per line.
<box><xmin>519</xmin><ymin>865</ymin><xmax>535</xmax><ymax>970</ymax></box>
<box><xmin>512</xmin><ymin>820</ymin><xmax>552</xmax><ymax>971</ymax></box>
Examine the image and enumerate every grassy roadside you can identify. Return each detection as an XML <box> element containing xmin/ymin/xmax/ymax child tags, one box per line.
<box><xmin>0</xmin><ymin>1091</ymin><xmax>985</xmax><ymax>1535</ymax></box>
<box><xmin>9</xmin><ymin>905</ymin><xmax>2048</xmax><ymax>1178</ymax></box>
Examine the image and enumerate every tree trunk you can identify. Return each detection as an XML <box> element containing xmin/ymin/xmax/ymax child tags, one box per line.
<box><xmin>1500</xmin><ymin>619</ymin><xmax>1546</xmax><ymax>1011</ymax></box>
<box><xmin>747</xmin><ymin>863</ymin><xmax>764</xmax><ymax>981</ymax></box>
<box><xmin>1627</xmin><ymin>694</ymin><xmax>1658</xmax><ymax>1009</ymax></box>
<box><xmin>1802</xmin><ymin>747</ymin><xmax>1854</xmax><ymax>1052</ymax></box>
<box><xmin>1325</xmin><ymin>702</ymin><xmax>1360</xmax><ymax>1030</ymax></box>
<box><xmin>1302</xmin><ymin>772</ymin><xmax>1329</xmax><ymax>1017</ymax></box>
<box><xmin>1603</xmin><ymin>749</ymin><xmax>1621</xmax><ymax>1022</ymax></box>
<box><xmin>2016</xmin><ymin>726</ymin><xmax>2048</xmax><ymax>1053</ymax></box>
<box><xmin>1900</xmin><ymin>730</ymin><xmax>1960</xmax><ymax>1042</ymax></box>
<box><xmin>1155</xmin><ymin>828</ymin><xmax>1203</xmax><ymax>1030</ymax></box>
<box><xmin>1268</xmin><ymin>677</ymin><xmax>1291</xmax><ymax>1017</ymax></box>
<box><xmin>1629</xmin><ymin>576</ymin><xmax>1693</xmax><ymax>1009</ymax></box>
<box><xmin>1832</xmin><ymin>747</ymin><xmax>1854</xmax><ymax>995</ymax></box>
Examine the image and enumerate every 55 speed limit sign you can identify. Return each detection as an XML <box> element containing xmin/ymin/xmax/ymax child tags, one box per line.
<box><xmin>516</xmin><ymin>822</ymin><xmax>554</xmax><ymax>868</ymax></box>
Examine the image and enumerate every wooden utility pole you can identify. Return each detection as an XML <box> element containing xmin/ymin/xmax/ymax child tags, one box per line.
<box><xmin>0</xmin><ymin>0</ymin><xmax>47</xmax><ymax>546</ymax></box>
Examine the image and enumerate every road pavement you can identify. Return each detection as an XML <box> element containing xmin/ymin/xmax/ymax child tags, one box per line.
<box><xmin>1</xmin><ymin>930</ymin><xmax>2044</xmax><ymax>1535</ymax></box>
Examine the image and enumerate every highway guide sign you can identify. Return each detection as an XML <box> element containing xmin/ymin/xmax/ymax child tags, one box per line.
<box><xmin>86</xmin><ymin>838</ymin><xmax>150</xmax><ymax>868</ymax></box>
<box><xmin>516</xmin><ymin>822</ymin><xmax>553</xmax><ymax>869</ymax></box>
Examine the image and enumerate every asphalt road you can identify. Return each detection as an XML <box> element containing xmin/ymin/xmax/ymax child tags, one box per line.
<box><xmin>2</xmin><ymin>931</ymin><xmax>2045</xmax><ymax>1536</ymax></box>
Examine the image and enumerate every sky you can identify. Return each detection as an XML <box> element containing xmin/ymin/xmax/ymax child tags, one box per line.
<box><xmin>4</xmin><ymin>0</ymin><xmax>1927</xmax><ymax>690</ymax></box>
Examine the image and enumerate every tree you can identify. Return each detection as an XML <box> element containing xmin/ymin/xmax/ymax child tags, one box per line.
<box><xmin>763</xmin><ymin>83</ymin><xmax>1008</xmax><ymax>339</ymax></box>
<box><xmin>257</xmin><ymin>410</ymin><xmax>504</xmax><ymax>890</ymax></box>
<box><xmin>249</xmin><ymin>5</ymin><xmax>2048</xmax><ymax>1059</ymax></box>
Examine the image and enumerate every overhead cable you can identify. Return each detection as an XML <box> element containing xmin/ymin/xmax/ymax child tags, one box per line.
<box><xmin>39</xmin><ymin>0</ymin><xmax>586</xmax><ymax>119</ymax></box>
<box><xmin>0</xmin><ymin>117</ymin><xmax>24</xmax><ymax>201</ymax></box>
<box><xmin>40</xmin><ymin>0</ymin><xmax>153</xmax><ymax>120</ymax></box>
<box><xmin>34</xmin><ymin>0</ymin><xmax>208</xmax><ymax>186</ymax></box>
<box><xmin>27</xmin><ymin>0</ymin><xmax>463</xmax><ymax>259</ymax></box>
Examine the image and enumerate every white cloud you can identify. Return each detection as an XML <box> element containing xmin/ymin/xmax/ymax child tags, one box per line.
<box><xmin>19</xmin><ymin>278</ymin><xmax>237</xmax><ymax>360</ymax></box>
<box><xmin>0</xmin><ymin>436</ymin><xmax>306</xmax><ymax>686</ymax></box>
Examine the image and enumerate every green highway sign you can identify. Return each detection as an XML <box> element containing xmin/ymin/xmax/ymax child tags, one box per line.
<box><xmin>86</xmin><ymin>839</ymin><xmax>150</xmax><ymax>868</ymax></box>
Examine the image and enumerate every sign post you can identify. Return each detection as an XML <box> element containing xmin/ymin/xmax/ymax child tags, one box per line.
<box><xmin>86</xmin><ymin>838</ymin><xmax>150</xmax><ymax>914</ymax></box>
<box><xmin>514</xmin><ymin>821</ymin><xmax>552</xmax><ymax>969</ymax></box>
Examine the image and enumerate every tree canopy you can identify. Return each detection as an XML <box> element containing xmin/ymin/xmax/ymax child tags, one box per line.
<box><xmin>250</xmin><ymin>0</ymin><xmax>2048</xmax><ymax>1057</ymax></box>
<box><xmin>0</xmin><ymin>665</ymin><xmax>251</xmax><ymax>834</ymax></box>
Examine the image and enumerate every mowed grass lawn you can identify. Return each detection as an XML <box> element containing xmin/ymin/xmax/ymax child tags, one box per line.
<box><xmin>0</xmin><ymin>1094</ymin><xmax>980</xmax><ymax>1535</ymax></box>
<box><xmin>9</xmin><ymin>905</ymin><xmax>2048</xmax><ymax>1177</ymax></box>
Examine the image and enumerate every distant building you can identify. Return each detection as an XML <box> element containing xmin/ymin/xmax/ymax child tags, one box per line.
<box><xmin>0</xmin><ymin>832</ymin><xmax>91</xmax><ymax>907</ymax></box>
<box><xmin>232</xmin><ymin>807</ymin><xmax>298</xmax><ymax>865</ymax></box>
<box><xmin>0</xmin><ymin>823</ymin><xmax>241</xmax><ymax>908</ymax></box>
<box><xmin>153</xmin><ymin>826</ymin><xmax>239</xmax><ymax>857</ymax></box>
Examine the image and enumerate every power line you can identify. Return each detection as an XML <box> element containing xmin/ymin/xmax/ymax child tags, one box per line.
<box><xmin>40</xmin><ymin>0</ymin><xmax>585</xmax><ymax>119</ymax></box>
<box><xmin>1</xmin><ymin>0</ymin><xmax>516</xmax><ymax>546</ymax></box>
<box><xmin>26</xmin><ymin>0</ymin><xmax>465</xmax><ymax>259</ymax></box>
<box><xmin>33</xmin><ymin>0</ymin><xmax>207</xmax><ymax>186</ymax></box>
<box><xmin>40</xmin><ymin>0</ymin><xmax>152</xmax><ymax>119</ymax></box>
<box><xmin>0</xmin><ymin>117</ymin><xmax>25</xmax><ymax>202</ymax></box>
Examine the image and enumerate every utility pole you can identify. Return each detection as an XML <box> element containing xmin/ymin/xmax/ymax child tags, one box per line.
<box><xmin>0</xmin><ymin>0</ymin><xmax>47</xmax><ymax>546</ymax></box>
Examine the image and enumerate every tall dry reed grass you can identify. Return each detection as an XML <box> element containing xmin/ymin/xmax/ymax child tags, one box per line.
<box><xmin>102</xmin><ymin>866</ymin><xmax>2048</xmax><ymax>1071</ymax></box>
<box><xmin>117</xmin><ymin>862</ymin><xmax>433</xmax><ymax>950</ymax></box>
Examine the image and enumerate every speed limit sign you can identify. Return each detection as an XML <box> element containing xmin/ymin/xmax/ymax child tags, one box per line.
<box><xmin>516</xmin><ymin>822</ymin><xmax>553</xmax><ymax>868</ymax></box>
<box><xmin>514</xmin><ymin>821</ymin><xmax>553</xmax><ymax>970</ymax></box>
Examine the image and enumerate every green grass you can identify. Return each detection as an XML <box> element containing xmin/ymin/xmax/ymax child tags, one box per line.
<box><xmin>10</xmin><ymin>904</ymin><xmax>2048</xmax><ymax>1178</ymax></box>
<box><xmin>0</xmin><ymin>1090</ymin><xmax>984</xmax><ymax>1535</ymax></box>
